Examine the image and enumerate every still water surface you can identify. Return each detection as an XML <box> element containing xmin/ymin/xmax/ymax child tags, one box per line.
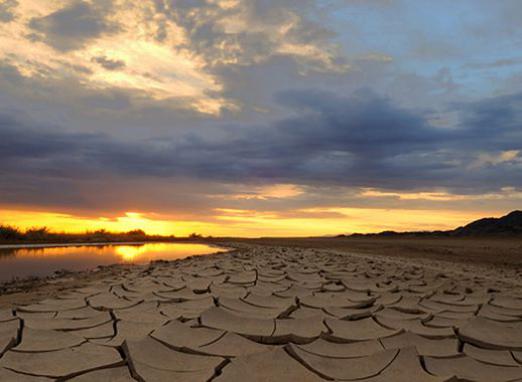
<box><xmin>0</xmin><ymin>243</ymin><xmax>222</xmax><ymax>282</ymax></box>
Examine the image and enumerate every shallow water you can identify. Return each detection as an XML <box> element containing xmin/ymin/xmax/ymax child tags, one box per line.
<box><xmin>0</xmin><ymin>242</ymin><xmax>222</xmax><ymax>282</ymax></box>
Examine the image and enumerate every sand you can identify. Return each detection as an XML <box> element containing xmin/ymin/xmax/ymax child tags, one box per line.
<box><xmin>223</xmin><ymin>236</ymin><xmax>522</xmax><ymax>267</ymax></box>
<box><xmin>0</xmin><ymin>243</ymin><xmax>521</xmax><ymax>381</ymax></box>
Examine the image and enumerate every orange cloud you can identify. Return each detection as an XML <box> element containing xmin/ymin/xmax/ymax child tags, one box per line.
<box><xmin>360</xmin><ymin>187</ymin><xmax>522</xmax><ymax>202</ymax></box>
<box><xmin>0</xmin><ymin>205</ymin><xmax>505</xmax><ymax>238</ymax></box>
<box><xmin>221</xmin><ymin>184</ymin><xmax>304</xmax><ymax>200</ymax></box>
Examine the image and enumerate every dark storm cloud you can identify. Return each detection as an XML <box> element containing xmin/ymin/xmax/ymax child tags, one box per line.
<box><xmin>176</xmin><ymin>89</ymin><xmax>520</xmax><ymax>191</ymax></box>
<box><xmin>0</xmin><ymin>113</ymin><xmax>102</xmax><ymax>175</ymax></box>
<box><xmin>456</xmin><ymin>92</ymin><xmax>522</xmax><ymax>137</ymax></box>
<box><xmin>273</xmin><ymin>89</ymin><xmax>447</xmax><ymax>156</ymax></box>
<box><xmin>29</xmin><ymin>1</ymin><xmax>116</xmax><ymax>51</ymax></box>
<box><xmin>1</xmin><ymin>89</ymin><xmax>521</xmax><ymax>209</ymax></box>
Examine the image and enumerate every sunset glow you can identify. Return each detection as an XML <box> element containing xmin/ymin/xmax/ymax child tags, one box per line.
<box><xmin>1</xmin><ymin>1</ymin><xmax>522</xmax><ymax>237</ymax></box>
<box><xmin>0</xmin><ymin>206</ymin><xmax>500</xmax><ymax>237</ymax></box>
<box><xmin>1</xmin><ymin>4</ymin><xmax>521</xmax><ymax>381</ymax></box>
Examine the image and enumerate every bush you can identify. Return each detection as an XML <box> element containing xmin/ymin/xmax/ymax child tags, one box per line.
<box><xmin>0</xmin><ymin>224</ymin><xmax>175</xmax><ymax>244</ymax></box>
<box><xmin>126</xmin><ymin>229</ymin><xmax>146</xmax><ymax>237</ymax></box>
<box><xmin>25</xmin><ymin>227</ymin><xmax>50</xmax><ymax>241</ymax></box>
<box><xmin>0</xmin><ymin>225</ymin><xmax>23</xmax><ymax>240</ymax></box>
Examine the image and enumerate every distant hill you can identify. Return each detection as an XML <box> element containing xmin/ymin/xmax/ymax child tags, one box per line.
<box><xmin>340</xmin><ymin>210</ymin><xmax>522</xmax><ymax>238</ymax></box>
<box><xmin>452</xmin><ymin>210</ymin><xmax>522</xmax><ymax>236</ymax></box>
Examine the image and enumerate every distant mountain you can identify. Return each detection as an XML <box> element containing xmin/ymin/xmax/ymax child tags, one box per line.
<box><xmin>341</xmin><ymin>210</ymin><xmax>522</xmax><ymax>237</ymax></box>
<box><xmin>452</xmin><ymin>210</ymin><xmax>522</xmax><ymax>236</ymax></box>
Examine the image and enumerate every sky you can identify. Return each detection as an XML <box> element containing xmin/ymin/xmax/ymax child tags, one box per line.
<box><xmin>1</xmin><ymin>0</ymin><xmax>521</xmax><ymax>237</ymax></box>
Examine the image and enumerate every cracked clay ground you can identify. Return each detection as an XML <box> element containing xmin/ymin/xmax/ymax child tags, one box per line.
<box><xmin>1</xmin><ymin>245</ymin><xmax>522</xmax><ymax>381</ymax></box>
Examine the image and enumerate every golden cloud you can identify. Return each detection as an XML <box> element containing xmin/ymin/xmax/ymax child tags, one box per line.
<box><xmin>0</xmin><ymin>0</ymin><xmax>346</xmax><ymax>114</ymax></box>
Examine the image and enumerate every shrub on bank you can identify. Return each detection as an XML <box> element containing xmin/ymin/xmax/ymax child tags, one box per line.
<box><xmin>0</xmin><ymin>225</ymin><xmax>175</xmax><ymax>244</ymax></box>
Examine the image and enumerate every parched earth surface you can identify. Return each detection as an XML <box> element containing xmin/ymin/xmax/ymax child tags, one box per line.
<box><xmin>1</xmin><ymin>245</ymin><xmax>522</xmax><ymax>381</ymax></box>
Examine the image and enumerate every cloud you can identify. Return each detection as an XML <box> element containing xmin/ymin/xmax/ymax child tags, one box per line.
<box><xmin>464</xmin><ymin>57</ymin><xmax>522</xmax><ymax>70</ymax></box>
<box><xmin>163</xmin><ymin>0</ymin><xmax>345</xmax><ymax>72</ymax></box>
<box><xmin>456</xmin><ymin>92</ymin><xmax>522</xmax><ymax>138</ymax></box>
<box><xmin>91</xmin><ymin>55</ymin><xmax>126</xmax><ymax>70</ymax></box>
<box><xmin>2</xmin><ymin>0</ymin><xmax>522</xmax><ymax>232</ymax></box>
<box><xmin>0</xmin><ymin>0</ymin><xmax>348</xmax><ymax>116</ymax></box>
<box><xmin>215</xmin><ymin>184</ymin><xmax>305</xmax><ymax>200</ymax></box>
<box><xmin>29</xmin><ymin>1</ymin><xmax>116</xmax><ymax>51</ymax></box>
<box><xmin>469</xmin><ymin>150</ymin><xmax>520</xmax><ymax>169</ymax></box>
<box><xmin>1</xmin><ymin>89</ymin><xmax>521</xmax><ymax>205</ymax></box>
<box><xmin>0</xmin><ymin>0</ymin><xmax>17</xmax><ymax>22</ymax></box>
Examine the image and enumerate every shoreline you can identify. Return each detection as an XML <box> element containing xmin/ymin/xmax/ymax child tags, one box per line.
<box><xmin>0</xmin><ymin>240</ymin><xmax>228</xmax><ymax>250</ymax></box>
<box><xmin>0</xmin><ymin>241</ymin><xmax>168</xmax><ymax>250</ymax></box>
<box><xmin>0</xmin><ymin>262</ymin><xmax>140</xmax><ymax>309</ymax></box>
<box><xmin>0</xmin><ymin>237</ymin><xmax>205</xmax><ymax>247</ymax></box>
<box><xmin>1</xmin><ymin>240</ymin><xmax>520</xmax><ymax>308</ymax></box>
<box><xmin>0</xmin><ymin>242</ymin><xmax>232</xmax><ymax>303</ymax></box>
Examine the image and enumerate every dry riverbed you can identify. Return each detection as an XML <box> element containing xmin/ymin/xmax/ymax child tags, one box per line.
<box><xmin>0</xmin><ymin>243</ymin><xmax>521</xmax><ymax>381</ymax></box>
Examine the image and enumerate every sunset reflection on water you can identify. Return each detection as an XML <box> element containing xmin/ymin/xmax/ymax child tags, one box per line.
<box><xmin>0</xmin><ymin>243</ymin><xmax>222</xmax><ymax>282</ymax></box>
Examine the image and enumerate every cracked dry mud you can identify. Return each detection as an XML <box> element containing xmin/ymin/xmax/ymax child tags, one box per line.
<box><xmin>1</xmin><ymin>245</ymin><xmax>522</xmax><ymax>381</ymax></box>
